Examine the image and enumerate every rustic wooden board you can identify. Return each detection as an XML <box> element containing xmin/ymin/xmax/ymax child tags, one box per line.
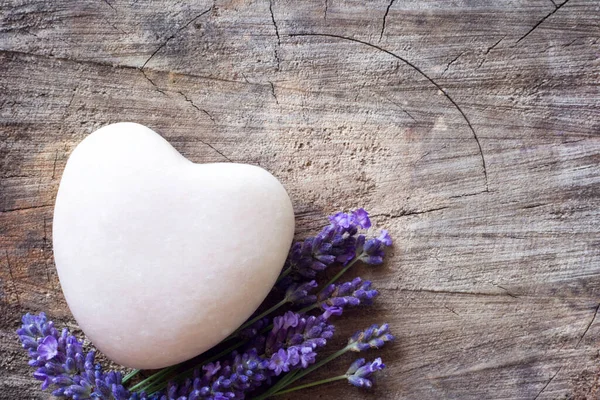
<box><xmin>1</xmin><ymin>0</ymin><xmax>599</xmax><ymax>399</ymax></box>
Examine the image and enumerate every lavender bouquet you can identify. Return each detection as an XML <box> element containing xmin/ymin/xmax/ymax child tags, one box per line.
<box><xmin>17</xmin><ymin>209</ymin><xmax>394</xmax><ymax>399</ymax></box>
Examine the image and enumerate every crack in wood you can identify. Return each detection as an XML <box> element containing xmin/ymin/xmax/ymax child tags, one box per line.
<box><xmin>140</xmin><ymin>69</ymin><xmax>166</xmax><ymax>95</ymax></box>
<box><xmin>289</xmin><ymin>33</ymin><xmax>490</xmax><ymax>192</ymax></box>
<box><xmin>100</xmin><ymin>0</ymin><xmax>116</xmax><ymax>11</ymax></box>
<box><xmin>198</xmin><ymin>140</ymin><xmax>233</xmax><ymax>162</ymax></box>
<box><xmin>576</xmin><ymin>303</ymin><xmax>600</xmax><ymax>348</ymax></box>
<box><xmin>533</xmin><ymin>366</ymin><xmax>562</xmax><ymax>400</ymax></box>
<box><xmin>177</xmin><ymin>91</ymin><xmax>216</xmax><ymax>124</ymax></box>
<box><xmin>387</xmin><ymin>287</ymin><xmax>521</xmax><ymax>298</ymax></box>
<box><xmin>373</xmin><ymin>207</ymin><xmax>449</xmax><ymax>219</ymax></box>
<box><xmin>268</xmin><ymin>81</ymin><xmax>279</xmax><ymax>104</ymax></box>
<box><xmin>51</xmin><ymin>150</ymin><xmax>58</xmax><ymax>180</ymax></box>
<box><xmin>492</xmin><ymin>283</ymin><xmax>519</xmax><ymax>299</ymax></box>
<box><xmin>0</xmin><ymin>49</ymin><xmax>263</xmax><ymax>88</ymax></box>
<box><xmin>478</xmin><ymin>36</ymin><xmax>505</xmax><ymax>68</ymax></box>
<box><xmin>1</xmin><ymin>204</ymin><xmax>53</xmax><ymax>213</ymax></box>
<box><xmin>516</xmin><ymin>0</ymin><xmax>571</xmax><ymax>44</ymax></box>
<box><xmin>141</xmin><ymin>7</ymin><xmax>212</xmax><ymax>70</ymax></box>
<box><xmin>379</xmin><ymin>0</ymin><xmax>396</xmax><ymax>41</ymax></box>
<box><xmin>269</xmin><ymin>0</ymin><xmax>281</xmax><ymax>70</ymax></box>
<box><xmin>442</xmin><ymin>51</ymin><xmax>464</xmax><ymax>75</ymax></box>
<box><xmin>444</xmin><ymin>305</ymin><xmax>460</xmax><ymax>316</ymax></box>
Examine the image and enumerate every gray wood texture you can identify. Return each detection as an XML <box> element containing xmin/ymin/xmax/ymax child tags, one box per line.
<box><xmin>1</xmin><ymin>0</ymin><xmax>599</xmax><ymax>398</ymax></box>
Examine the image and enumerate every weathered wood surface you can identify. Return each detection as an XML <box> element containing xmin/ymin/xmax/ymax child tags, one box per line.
<box><xmin>1</xmin><ymin>0</ymin><xmax>599</xmax><ymax>398</ymax></box>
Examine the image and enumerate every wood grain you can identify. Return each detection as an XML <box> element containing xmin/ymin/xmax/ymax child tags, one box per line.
<box><xmin>1</xmin><ymin>0</ymin><xmax>599</xmax><ymax>399</ymax></box>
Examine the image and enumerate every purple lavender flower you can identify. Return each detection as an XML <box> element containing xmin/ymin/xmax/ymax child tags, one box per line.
<box><xmin>285</xmin><ymin>280</ymin><xmax>318</xmax><ymax>304</ymax></box>
<box><xmin>17</xmin><ymin>313</ymin><xmax>157</xmax><ymax>400</ymax></box>
<box><xmin>268</xmin><ymin>348</ymin><xmax>290</xmax><ymax>376</ymax></box>
<box><xmin>352</xmin><ymin>208</ymin><xmax>372</xmax><ymax>229</ymax></box>
<box><xmin>318</xmin><ymin>277</ymin><xmax>379</xmax><ymax>317</ymax></box>
<box><xmin>347</xmin><ymin>323</ymin><xmax>395</xmax><ymax>352</ymax></box>
<box><xmin>377</xmin><ymin>229</ymin><xmax>392</xmax><ymax>246</ymax></box>
<box><xmin>37</xmin><ymin>335</ymin><xmax>58</xmax><ymax>360</ymax></box>
<box><xmin>282</xmin><ymin>209</ymin><xmax>373</xmax><ymax>279</ymax></box>
<box><xmin>346</xmin><ymin>357</ymin><xmax>386</xmax><ymax>388</ymax></box>
<box><xmin>265</xmin><ymin>312</ymin><xmax>334</xmax><ymax>373</ymax></box>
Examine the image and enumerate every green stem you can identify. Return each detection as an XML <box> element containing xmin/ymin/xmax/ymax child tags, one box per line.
<box><xmin>269</xmin><ymin>346</ymin><xmax>350</xmax><ymax>397</ymax></box>
<box><xmin>143</xmin><ymin>339</ymin><xmax>250</xmax><ymax>394</ymax></box>
<box><xmin>270</xmin><ymin>375</ymin><xmax>347</xmax><ymax>396</ymax></box>
<box><xmin>228</xmin><ymin>298</ymin><xmax>289</xmax><ymax>340</ymax></box>
<box><xmin>297</xmin><ymin>303</ymin><xmax>318</xmax><ymax>314</ymax></box>
<box><xmin>323</xmin><ymin>257</ymin><xmax>361</xmax><ymax>288</ymax></box>
<box><xmin>129</xmin><ymin>366</ymin><xmax>174</xmax><ymax>391</ymax></box>
<box><xmin>122</xmin><ymin>369</ymin><xmax>140</xmax><ymax>384</ymax></box>
<box><xmin>251</xmin><ymin>371</ymin><xmax>299</xmax><ymax>400</ymax></box>
<box><xmin>276</xmin><ymin>267</ymin><xmax>292</xmax><ymax>284</ymax></box>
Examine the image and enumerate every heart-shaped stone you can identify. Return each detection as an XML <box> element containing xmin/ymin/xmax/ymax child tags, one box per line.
<box><xmin>53</xmin><ymin>123</ymin><xmax>295</xmax><ymax>369</ymax></box>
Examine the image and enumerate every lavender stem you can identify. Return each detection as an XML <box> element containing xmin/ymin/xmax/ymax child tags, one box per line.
<box><xmin>323</xmin><ymin>257</ymin><xmax>361</xmax><ymax>288</ymax></box>
<box><xmin>270</xmin><ymin>375</ymin><xmax>347</xmax><ymax>396</ymax></box>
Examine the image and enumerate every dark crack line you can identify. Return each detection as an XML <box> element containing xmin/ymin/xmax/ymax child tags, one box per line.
<box><xmin>5</xmin><ymin>251</ymin><xmax>21</xmax><ymax>307</ymax></box>
<box><xmin>174</xmin><ymin>94</ymin><xmax>231</xmax><ymax>162</ymax></box>
<box><xmin>290</xmin><ymin>33</ymin><xmax>489</xmax><ymax>191</ymax></box>
<box><xmin>442</xmin><ymin>51</ymin><xmax>464</xmax><ymax>75</ymax></box>
<box><xmin>549</xmin><ymin>0</ymin><xmax>558</xmax><ymax>7</ymax></box>
<box><xmin>379</xmin><ymin>0</ymin><xmax>396</xmax><ymax>41</ymax></box>
<box><xmin>444</xmin><ymin>305</ymin><xmax>460</xmax><ymax>316</ymax></box>
<box><xmin>324</xmin><ymin>0</ymin><xmax>328</xmax><ymax>20</ymax></box>
<box><xmin>269</xmin><ymin>81</ymin><xmax>279</xmax><ymax>104</ymax></box>
<box><xmin>449</xmin><ymin>190</ymin><xmax>489</xmax><ymax>199</ymax></box>
<box><xmin>199</xmin><ymin>140</ymin><xmax>233</xmax><ymax>162</ymax></box>
<box><xmin>1</xmin><ymin>204</ymin><xmax>53</xmax><ymax>213</ymax></box>
<box><xmin>492</xmin><ymin>284</ymin><xmax>518</xmax><ymax>299</ymax></box>
<box><xmin>477</xmin><ymin>36</ymin><xmax>505</xmax><ymax>69</ymax></box>
<box><xmin>141</xmin><ymin>7</ymin><xmax>212</xmax><ymax>70</ymax></box>
<box><xmin>42</xmin><ymin>218</ymin><xmax>52</xmax><ymax>283</ymax></box>
<box><xmin>485</xmin><ymin>36</ymin><xmax>505</xmax><ymax>54</ymax></box>
<box><xmin>51</xmin><ymin>150</ymin><xmax>58</xmax><ymax>179</ymax></box>
<box><xmin>376</xmin><ymin>92</ymin><xmax>417</xmax><ymax>121</ymax></box>
<box><xmin>101</xmin><ymin>0</ymin><xmax>116</xmax><ymax>11</ymax></box>
<box><xmin>388</xmin><ymin>287</ymin><xmax>520</xmax><ymax>298</ymax></box>
<box><xmin>140</xmin><ymin>69</ymin><xmax>166</xmax><ymax>95</ymax></box>
<box><xmin>269</xmin><ymin>0</ymin><xmax>281</xmax><ymax>70</ymax></box>
<box><xmin>576</xmin><ymin>303</ymin><xmax>600</xmax><ymax>348</ymax></box>
<box><xmin>1</xmin><ymin>49</ymin><xmax>260</xmax><ymax>87</ymax></box>
<box><xmin>373</xmin><ymin>206</ymin><xmax>448</xmax><ymax>219</ymax></box>
<box><xmin>177</xmin><ymin>91</ymin><xmax>216</xmax><ymax>124</ymax></box>
<box><xmin>533</xmin><ymin>367</ymin><xmax>562</xmax><ymax>400</ymax></box>
<box><xmin>515</xmin><ymin>0</ymin><xmax>570</xmax><ymax>44</ymax></box>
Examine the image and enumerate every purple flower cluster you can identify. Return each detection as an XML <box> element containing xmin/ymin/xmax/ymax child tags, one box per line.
<box><xmin>264</xmin><ymin>311</ymin><xmax>334</xmax><ymax>375</ymax></box>
<box><xmin>162</xmin><ymin>349</ymin><xmax>269</xmax><ymax>400</ymax></box>
<box><xmin>18</xmin><ymin>208</ymin><xmax>394</xmax><ymax>399</ymax></box>
<box><xmin>347</xmin><ymin>323</ymin><xmax>394</xmax><ymax>352</ymax></box>
<box><xmin>282</xmin><ymin>208</ymin><xmax>389</xmax><ymax>280</ymax></box>
<box><xmin>346</xmin><ymin>358</ymin><xmax>386</xmax><ymax>388</ymax></box>
<box><xmin>17</xmin><ymin>312</ymin><xmax>145</xmax><ymax>400</ymax></box>
<box><xmin>318</xmin><ymin>277</ymin><xmax>379</xmax><ymax>317</ymax></box>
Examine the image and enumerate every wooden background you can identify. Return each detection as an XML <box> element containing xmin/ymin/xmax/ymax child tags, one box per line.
<box><xmin>1</xmin><ymin>0</ymin><xmax>599</xmax><ymax>398</ymax></box>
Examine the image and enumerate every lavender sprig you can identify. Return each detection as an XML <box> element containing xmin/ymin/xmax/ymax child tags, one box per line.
<box><xmin>17</xmin><ymin>313</ymin><xmax>150</xmax><ymax>400</ymax></box>
<box><xmin>279</xmin><ymin>209</ymin><xmax>374</xmax><ymax>282</ymax></box>
<box><xmin>18</xmin><ymin>208</ymin><xmax>394</xmax><ymax>399</ymax></box>
<box><xmin>346</xmin><ymin>357</ymin><xmax>386</xmax><ymax>388</ymax></box>
<box><xmin>269</xmin><ymin>357</ymin><xmax>386</xmax><ymax>396</ymax></box>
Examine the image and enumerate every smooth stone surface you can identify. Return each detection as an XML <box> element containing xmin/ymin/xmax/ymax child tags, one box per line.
<box><xmin>53</xmin><ymin>122</ymin><xmax>295</xmax><ymax>369</ymax></box>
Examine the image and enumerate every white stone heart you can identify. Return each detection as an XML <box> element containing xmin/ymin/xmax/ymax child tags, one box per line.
<box><xmin>53</xmin><ymin>122</ymin><xmax>295</xmax><ymax>369</ymax></box>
